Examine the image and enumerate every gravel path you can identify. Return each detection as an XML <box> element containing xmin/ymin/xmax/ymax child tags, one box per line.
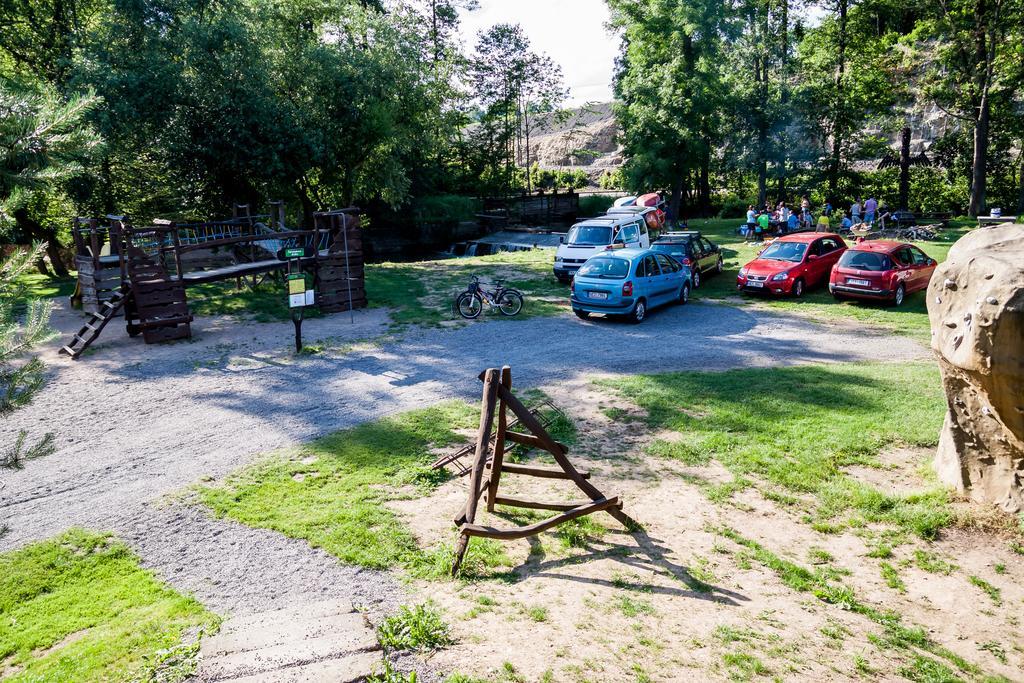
<box><xmin>0</xmin><ymin>299</ymin><xmax>927</xmax><ymax>627</ymax></box>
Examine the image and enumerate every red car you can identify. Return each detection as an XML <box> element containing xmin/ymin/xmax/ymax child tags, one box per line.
<box><xmin>737</xmin><ymin>233</ymin><xmax>848</xmax><ymax>297</ymax></box>
<box><xmin>829</xmin><ymin>240</ymin><xmax>937</xmax><ymax>306</ymax></box>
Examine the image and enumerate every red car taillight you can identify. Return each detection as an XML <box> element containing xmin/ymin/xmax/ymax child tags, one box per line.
<box><xmin>622</xmin><ymin>281</ymin><xmax>633</xmax><ymax>297</ymax></box>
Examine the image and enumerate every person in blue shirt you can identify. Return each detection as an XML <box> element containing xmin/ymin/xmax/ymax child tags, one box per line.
<box><xmin>787</xmin><ymin>212</ymin><xmax>799</xmax><ymax>233</ymax></box>
<box><xmin>840</xmin><ymin>212</ymin><xmax>853</xmax><ymax>232</ymax></box>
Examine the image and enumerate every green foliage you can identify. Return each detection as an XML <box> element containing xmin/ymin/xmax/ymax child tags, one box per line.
<box><xmin>1</xmin><ymin>244</ymin><xmax>54</xmax><ymax>415</ymax></box>
<box><xmin>0</xmin><ymin>80</ymin><xmax>101</xmax><ymax>219</ymax></box>
<box><xmin>368</xmin><ymin>660</ymin><xmax>418</xmax><ymax>683</ymax></box>
<box><xmin>0</xmin><ymin>529</ymin><xmax>217</xmax><ymax>682</ymax></box>
<box><xmin>414</xmin><ymin>195</ymin><xmax>480</xmax><ymax>224</ymax></box>
<box><xmin>578</xmin><ymin>194</ymin><xmax>617</xmax><ymax>217</ymax></box>
<box><xmin>598</xmin><ymin>169</ymin><xmax>624</xmax><ymax>190</ymax></box>
<box><xmin>377</xmin><ymin>603</ymin><xmax>452</xmax><ymax>651</ymax></box>
<box><xmin>913</xmin><ymin>550</ymin><xmax>957</xmax><ymax>575</ymax></box>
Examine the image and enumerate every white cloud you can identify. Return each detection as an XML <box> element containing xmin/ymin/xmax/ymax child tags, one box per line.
<box><xmin>459</xmin><ymin>0</ymin><xmax>619</xmax><ymax>106</ymax></box>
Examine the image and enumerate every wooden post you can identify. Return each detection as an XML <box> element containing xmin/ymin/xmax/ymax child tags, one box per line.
<box><xmin>486</xmin><ymin>366</ymin><xmax>512</xmax><ymax>512</ymax></box>
<box><xmin>452</xmin><ymin>368</ymin><xmax>500</xmax><ymax>576</ymax></box>
<box><xmin>169</xmin><ymin>222</ymin><xmax>184</xmax><ymax>281</ymax></box>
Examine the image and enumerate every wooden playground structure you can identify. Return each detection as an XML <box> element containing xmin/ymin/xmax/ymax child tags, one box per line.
<box><xmin>443</xmin><ymin>367</ymin><xmax>633</xmax><ymax>576</ymax></box>
<box><xmin>62</xmin><ymin>203</ymin><xmax>365</xmax><ymax>358</ymax></box>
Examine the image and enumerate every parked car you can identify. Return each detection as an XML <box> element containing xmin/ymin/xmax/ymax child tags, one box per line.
<box><xmin>737</xmin><ymin>233</ymin><xmax>847</xmax><ymax>297</ymax></box>
<box><xmin>829</xmin><ymin>240</ymin><xmax>937</xmax><ymax>306</ymax></box>
<box><xmin>570</xmin><ymin>247</ymin><xmax>692</xmax><ymax>323</ymax></box>
<box><xmin>553</xmin><ymin>214</ymin><xmax>651</xmax><ymax>283</ymax></box>
<box><xmin>651</xmin><ymin>231</ymin><xmax>723</xmax><ymax>289</ymax></box>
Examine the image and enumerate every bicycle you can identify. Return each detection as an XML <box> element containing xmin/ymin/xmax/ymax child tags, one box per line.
<box><xmin>454</xmin><ymin>276</ymin><xmax>524</xmax><ymax>319</ymax></box>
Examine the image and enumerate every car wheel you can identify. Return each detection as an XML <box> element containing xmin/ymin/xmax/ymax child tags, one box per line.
<box><xmin>574</xmin><ymin>308</ymin><xmax>589</xmax><ymax>320</ymax></box>
<box><xmin>792</xmin><ymin>278</ymin><xmax>805</xmax><ymax>298</ymax></box>
<box><xmin>678</xmin><ymin>283</ymin><xmax>690</xmax><ymax>305</ymax></box>
<box><xmin>892</xmin><ymin>283</ymin><xmax>905</xmax><ymax>307</ymax></box>
<box><xmin>692</xmin><ymin>270</ymin><xmax>701</xmax><ymax>289</ymax></box>
<box><xmin>716</xmin><ymin>256</ymin><xmax>724</xmax><ymax>273</ymax></box>
<box><xmin>630</xmin><ymin>298</ymin><xmax>647</xmax><ymax>324</ymax></box>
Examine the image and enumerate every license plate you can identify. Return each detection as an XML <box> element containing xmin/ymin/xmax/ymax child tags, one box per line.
<box><xmin>848</xmin><ymin>278</ymin><xmax>870</xmax><ymax>287</ymax></box>
<box><xmin>747</xmin><ymin>281</ymin><xmax>764</xmax><ymax>288</ymax></box>
<box><xmin>588</xmin><ymin>291</ymin><xmax>608</xmax><ymax>300</ymax></box>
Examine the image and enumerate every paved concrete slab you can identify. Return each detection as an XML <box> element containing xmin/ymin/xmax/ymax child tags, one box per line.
<box><xmin>198</xmin><ymin>599</ymin><xmax>381</xmax><ymax>681</ymax></box>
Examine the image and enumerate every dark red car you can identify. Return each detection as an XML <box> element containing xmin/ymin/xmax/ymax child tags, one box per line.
<box><xmin>737</xmin><ymin>233</ymin><xmax>848</xmax><ymax>297</ymax></box>
<box><xmin>829</xmin><ymin>240</ymin><xmax>937</xmax><ymax>306</ymax></box>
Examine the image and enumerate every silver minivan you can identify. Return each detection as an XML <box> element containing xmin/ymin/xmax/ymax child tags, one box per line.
<box><xmin>553</xmin><ymin>214</ymin><xmax>651</xmax><ymax>283</ymax></box>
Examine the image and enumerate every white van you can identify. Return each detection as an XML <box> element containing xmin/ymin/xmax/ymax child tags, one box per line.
<box><xmin>553</xmin><ymin>214</ymin><xmax>651</xmax><ymax>283</ymax></box>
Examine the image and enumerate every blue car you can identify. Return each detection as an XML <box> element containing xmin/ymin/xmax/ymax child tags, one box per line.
<box><xmin>570</xmin><ymin>247</ymin><xmax>692</xmax><ymax>323</ymax></box>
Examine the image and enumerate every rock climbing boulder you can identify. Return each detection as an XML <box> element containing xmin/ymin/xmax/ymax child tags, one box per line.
<box><xmin>927</xmin><ymin>223</ymin><xmax>1024</xmax><ymax>512</ymax></box>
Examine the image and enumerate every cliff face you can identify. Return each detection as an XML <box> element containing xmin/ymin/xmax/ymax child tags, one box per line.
<box><xmin>520</xmin><ymin>102</ymin><xmax>623</xmax><ymax>179</ymax></box>
<box><xmin>526</xmin><ymin>101</ymin><xmax>960</xmax><ymax>177</ymax></box>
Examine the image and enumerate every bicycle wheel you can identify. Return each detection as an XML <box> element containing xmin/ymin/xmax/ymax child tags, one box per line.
<box><xmin>456</xmin><ymin>292</ymin><xmax>484</xmax><ymax>319</ymax></box>
<box><xmin>496</xmin><ymin>290</ymin><xmax>523</xmax><ymax>316</ymax></box>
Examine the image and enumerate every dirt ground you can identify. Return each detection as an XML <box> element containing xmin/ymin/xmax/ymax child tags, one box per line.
<box><xmin>393</xmin><ymin>379</ymin><xmax>1024</xmax><ymax>682</ymax></box>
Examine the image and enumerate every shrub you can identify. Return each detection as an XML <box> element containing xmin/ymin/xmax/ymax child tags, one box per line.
<box><xmin>377</xmin><ymin>603</ymin><xmax>452</xmax><ymax>651</ymax></box>
<box><xmin>578</xmin><ymin>194</ymin><xmax>616</xmax><ymax>217</ymax></box>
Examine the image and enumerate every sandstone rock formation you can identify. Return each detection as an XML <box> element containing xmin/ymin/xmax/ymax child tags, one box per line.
<box><xmin>927</xmin><ymin>223</ymin><xmax>1024</xmax><ymax>512</ymax></box>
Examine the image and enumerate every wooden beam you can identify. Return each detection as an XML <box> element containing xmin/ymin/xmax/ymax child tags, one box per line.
<box><xmin>493</xmin><ymin>495</ymin><xmax>616</xmax><ymax>512</ymax></box>
<box><xmin>505</xmin><ymin>430</ymin><xmax>567</xmax><ymax>454</ymax></box>
<box><xmin>460</xmin><ymin>497</ymin><xmax>620</xmax><ymax>541</ymax></box>
<box><xmin>452</xmin><ymin>368</ymin><xmax>500</xmax><ymax>576</ymax></box>
<box><xmin>495</xmin><ymin>463</ymin><xmax>590</xmax><ymax>480</ymax></box>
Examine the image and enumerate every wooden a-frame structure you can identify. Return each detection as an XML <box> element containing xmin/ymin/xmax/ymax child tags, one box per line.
<box><xmin>451</xmin><ymin>366</ymin><xmax>634</xmax><ymax>575</ymax></box>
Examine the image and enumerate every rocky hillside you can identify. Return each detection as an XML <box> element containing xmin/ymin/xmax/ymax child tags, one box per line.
<box><xmin>527</xmin><ymin>100</ymin><xmax>959</xmax><ymax>177</ymax></box>
<box><xmin>522</xmin><ymin>102</ymin><xmax>623</xmax><ymax>180</ymax></box>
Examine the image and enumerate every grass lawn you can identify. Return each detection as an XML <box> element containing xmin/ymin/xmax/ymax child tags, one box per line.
<box><xmin>0</xmin><ymin>529</ymin><xmax>217</xmax><ymax>682</ymax></box>
<box><xmin>197</xmin><ymin>402</ymin><xmax>506</xmax><ymax>577</ymax></box>
<box><xmin>196</xmin><ymin>396</ymin><xmax>575</xmax><ymax>578</ymax></box>
<box><xmin>685</xmin><ymin>217</ymin><xmax>974</xmax><ymax>342</ymax></box>
<box><xmin>181</xmin><ymin>249</ymin><xmax>566</xmax><ymax>327</ymax></box>
<box><xmin>599</xmin><ymin>362</ymin><xmax>952</xmax><ymax>539</ymax></box>
<box><xmin>15</xmin><ymin>272</ymin><xmax>78</xmax><ymax>300</ymax></box>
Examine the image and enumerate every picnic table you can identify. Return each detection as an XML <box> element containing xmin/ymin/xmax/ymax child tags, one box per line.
<box><xmin>978</xmin><ymin>215</ymin><xmax>1017</xmax><ymax>227</ymax></box>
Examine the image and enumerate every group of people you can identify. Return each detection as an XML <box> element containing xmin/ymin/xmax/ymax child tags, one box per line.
<box><xmin>741</xmin><ymin>195</ymin><xmax>888</xmax><ymax>241</ymax></box>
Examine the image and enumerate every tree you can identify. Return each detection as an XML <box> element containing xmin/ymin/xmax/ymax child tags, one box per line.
<box><xmin>470</xmin><ymin>23</ymin><xmax>566</xmax><ymax>195</ymax></box>
<box><xmin>0</xmin><ymin>80</ymin><xmax>101</xmax><ymax>274</ymax></box>
<box><xmin>914</xmin><ymin>0</ymin><xmax>1024</xmax><ymax>215</ymax></box>
<box><xmin>609</xmin><ymin>0</ymin><xmax>728</xmax><ymax>218</ymax></box>
<box><xmin>795</xmin><ymin>0</ymin><xmax>900</xmax><ymax>202</ymax></box>
<box><xmin>0</xmin><ymin>243</ymin><xmax>52</xmax><ymax>414</ymax></box>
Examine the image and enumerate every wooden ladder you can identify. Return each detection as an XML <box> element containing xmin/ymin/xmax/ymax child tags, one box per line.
<box><xmin>59</xmin><ymin>287</ymin><xmax>130</xmax><ymax>359</ymax></box>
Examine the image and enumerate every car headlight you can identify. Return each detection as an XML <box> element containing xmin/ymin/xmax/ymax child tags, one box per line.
<box><xmin>738</xmin><ymin>267</ymin><xmax>748</xmax><ymax>276</ymax></box>
<box><xmin>771</xmin><ymin>272</ymin><xmax>789</xmax><ymax>281</ymax></box>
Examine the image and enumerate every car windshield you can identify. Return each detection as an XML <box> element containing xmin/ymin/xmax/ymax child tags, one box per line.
<box><xmin>566</xmin><ymin>225</ymin><xmax>613</xmax><ymax>246</ymax></box>
<box><xmin>838</xmin><ymin>250</ymin><xmax>891</xmax><ymax>271</ymax></box>
<box><xmin>759</xmin><ymin>241</ymin><xmax>807</xmax><ymax>262</ymax></box>
<box><xmin>577</xmin><ymin>257</ymin><xmax>630</xmax><ymax>279</ymax></box>
<box><xmin>651</xmin><ymin>244</ymin><xmax>685</xmax><ymax>257</ymax></box>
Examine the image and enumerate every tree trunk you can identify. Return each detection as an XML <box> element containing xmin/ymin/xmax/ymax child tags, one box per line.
<box><xmin>13</xmin><ymin>208</ymin><xmax>69</xmax><ymax>277</ymax></box>
<box><xmin>777</xmin><ymin>0</ymin><xmax>789</xmax><ymax>200</ymax></box>
<box><xmin>828</xmin><ymin>0</ymin><xmax>849</xmax><ymax>199</ymax></box>
<box><xmin>698</xmin><ymin>152</ymin><xmax>711</xmax><ymax>217</ymax></box>
<box><xmin>669</xmin><ymin>175</ymin><xmax>684</xmax><ymax>223</ymax></box>
<box><xmin>1016</xmin><ymin>147</ymin><xmax>1024</xmax><ymax>216</ymax></box>
<box><xmin>968</xmin><ymin>90</ymin><xmax>990</xmax><ymax>217</ymax></box>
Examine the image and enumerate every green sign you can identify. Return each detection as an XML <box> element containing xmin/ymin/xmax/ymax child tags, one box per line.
<box><xmin>284</xmin><ymin>247</ymin><xmax>305</xmax><ymax>258</ymax></box>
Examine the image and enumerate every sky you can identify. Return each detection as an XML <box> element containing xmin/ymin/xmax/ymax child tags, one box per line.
<box><xmin>458</xmin><ymin>1</ymin><xmax>827</xmax><ymax>108</ymax></box>
<box><xmin>458</xmin><ymin>0</ymin><xmax>619</xmax><ymax>107</ymax></box>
